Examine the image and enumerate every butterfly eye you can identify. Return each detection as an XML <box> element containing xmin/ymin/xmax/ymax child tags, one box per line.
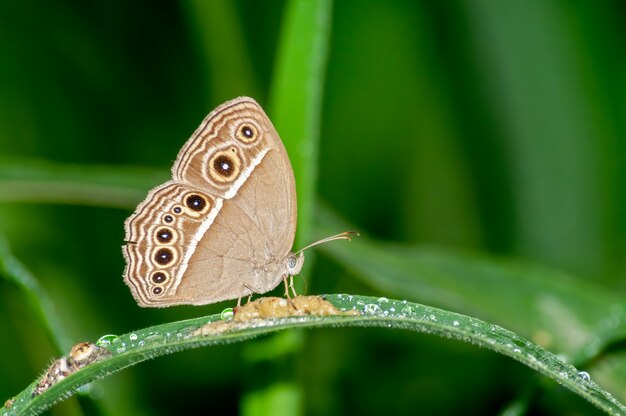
<box><xmin>152</xmin><ymin>287</ymin><xmax>163</xmax><ymax>295</ymax></box>
<box><xmin>288</xmin><ymin>256</ymin><xmax>297</xmax><ymax>269</ymax></box>
<box><xmin>236</xmin><ymin>123</ymin><xmax>258</xmax><ymax>143</ymax></box>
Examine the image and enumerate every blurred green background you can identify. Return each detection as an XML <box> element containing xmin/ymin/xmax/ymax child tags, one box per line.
<box><xmin>1</xmin><ymin>1</ymin><xmax>626</xmax><ymax>415</ymax></box>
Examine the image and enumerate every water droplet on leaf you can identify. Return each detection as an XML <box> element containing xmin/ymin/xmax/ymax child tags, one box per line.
<box><xmin>363</xmin><ymin>304</ymin><xmax>382</xmax><ymax>315</ymax></box>
<box><xmin>221</xmin><ymin>308</ymin><xmax>234</xmax><ymax>320</ymax></box>
<box><xmin>96</xmin><ymin>334</ymin><xmax>119</xmax><ymax>346</ymax></box>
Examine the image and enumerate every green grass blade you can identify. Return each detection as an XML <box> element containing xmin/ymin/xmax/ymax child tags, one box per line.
<box><xmin>260</xmin><ymin>1</ymin><xmax>333</xmax><ymax>413</ymax></box>
<box><xmin>0</xmin><ymin>236</ymin><xmax>71</xmax><ymax>353</ymax></box>
<box><xmin>2</xmin><ymin>295</ymin><xmax>623</xmax><ymax>416</ymax></box>
<box><xmin>182</xmin><ymin>0</ymin><xmax>260</xmax><ymax>101</ymax></box>
<box><xmin>465</xmin><ymin>0</ymin><xmax>612</xmax><ymax>276</ymax></box>
<box><xmin>316</xmin><ymin>204</ymin><xmax>626</xmax><ymax>362</ymax></box>
<box><xmin>268</xmin><ymin>0</ymin><xmax>333</xmax><ymax>248</ymax></box>
<box><xmin>0</xmin><ymin>158</ymin><xmax>166</xmax><ymax>209</ymax></box>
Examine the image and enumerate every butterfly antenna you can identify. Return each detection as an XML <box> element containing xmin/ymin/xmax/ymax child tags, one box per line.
<box><xmin>295</xmin><ymin>231</ymin><xmax>359</xmax><ymax>255</ymax></box>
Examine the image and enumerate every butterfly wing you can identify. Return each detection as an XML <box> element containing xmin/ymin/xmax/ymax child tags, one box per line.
<box><xmin>123</xmin><ymin>97</ymin><xmax>297</xmax><ymax>307</ymax></box>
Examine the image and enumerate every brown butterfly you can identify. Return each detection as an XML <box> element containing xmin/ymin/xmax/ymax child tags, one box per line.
<box><xmin>123</xmin><ymin>97</ymin><xmax>354</xmax><ymax>307</ymax></box>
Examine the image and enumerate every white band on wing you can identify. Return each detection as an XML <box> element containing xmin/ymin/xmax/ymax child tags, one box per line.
<box><xmin>171</xmin><ymin>148</ymin><xmax>270</xmax><ymax>292</ymax></box>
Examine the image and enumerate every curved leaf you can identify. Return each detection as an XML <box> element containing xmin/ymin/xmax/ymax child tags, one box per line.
<box><xmin>316</xmin><ymin>204</ymin><xmax>626</xmax><ymax>362</ymax></box>
<box><xmin>2</xmin><ymin>295</ymin><xmax>624</xmax><ymax>416</ymax></box>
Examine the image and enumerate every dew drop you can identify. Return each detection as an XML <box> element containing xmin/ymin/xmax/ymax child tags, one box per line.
<box><xmin>77</xmin><ymin>384</ymin><xmax>92</xmax><ymax>395</ymax></box>
<box><xmin>377</xmin><ymin>297</ymin><xmax>389</xmax><ymax>303</ymax></box>
<box><xmin>400</xmin><ymin>306</ymin><xmax>414</xmax><ymax>315</ymax></box>
<box><xmin>116</xmin><ymin>346</ymin><xmax>126</xmax><ymax>354</ymax></box>
<box><xmin>429</xmin><ymin>314</ymin><xmax>436</xmax><ymax>321</ymax></box>
<box><xmin>578</xmin><ymin>371</ymin><xmax>591</xmax><ymax>381</ymax></box>
<box><xmin>96</xmin><ymin>334</ymin><xmax>119</xmax><ymax>346</ymax></box>
<box><xmin>144</xmin><ymin>332</ymin><xmax>162</xmax><ymax>343</ymax></box>
<box><xmin>363</xmin><ymin>304</ymin><xmax>382</xmax><ymax>315</ymax></box>
<box><xmin>138</xmin><ymin>341</ymin><xmax>145</xmax><ymax>347</ymax></box>
<box><xmin>129</xmin><ymin>333</ymin><xmax>138</xmax><ymax>341</ymax></box>
<box><xmin>453</xmin><ymin>320</ymin><xmax>460</xmax><ymax>326</ymax></box>
<box><xmin>221</xmin><ymin>308</ymin><xmax>234</xmax><ymax>320</ymax></box>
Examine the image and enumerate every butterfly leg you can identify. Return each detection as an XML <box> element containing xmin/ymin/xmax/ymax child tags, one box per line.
<box><xmin>283</xmin><ymin>277</ymin><xmax>300</xmax><ymax>311</ymax></box>
<box><xmin>288</xmin><ymin>274</ymin><xmax>298</xmax><ymax>298</ymax></box>
<box><xmin>238</xmin><ymin>283</ymin><xmax>262</xmax><ymax>307</ymax></box>
<box><xmin>283</xmin><ymin>278</ymin><xmax>292</xmax><ymax>299</ymax></box>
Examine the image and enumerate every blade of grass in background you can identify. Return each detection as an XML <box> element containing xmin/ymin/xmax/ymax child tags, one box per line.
<box><xmin>0</xmin><ymin>236</ymin><xmax>70</xmax><ymax>353</ymax></box>
<box><xmin>392</xmin><ymin>2</ymin><xmax>484</xmax><ymax>248</ymax></box>
<box><xmin>316</xmin><ymin>204</ymin><xmax>626</xmax><ymax>362</ymax></box>
<box><xmin>464</xmin><ymin>0</ymin><xmax>613</xmax><ymax>279</ymax></box>
<box><xmin>246</xmin><ymin>1</ymin><xmax>334</xmax><ymax>414</ymax></box>
<box><xmin>0</xmin><ymin>158</ymin><xmax>166</xmax><ymax>208</ymax></box>
<box><xmin>269</xmin><ymin>0</ymin><xmax>333</xmax><ymax>250</ymax></box>
<box><xmin>183</xmin><ymin>0</ymin><xmax>260</xmax><ymax>102</ymax></box>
